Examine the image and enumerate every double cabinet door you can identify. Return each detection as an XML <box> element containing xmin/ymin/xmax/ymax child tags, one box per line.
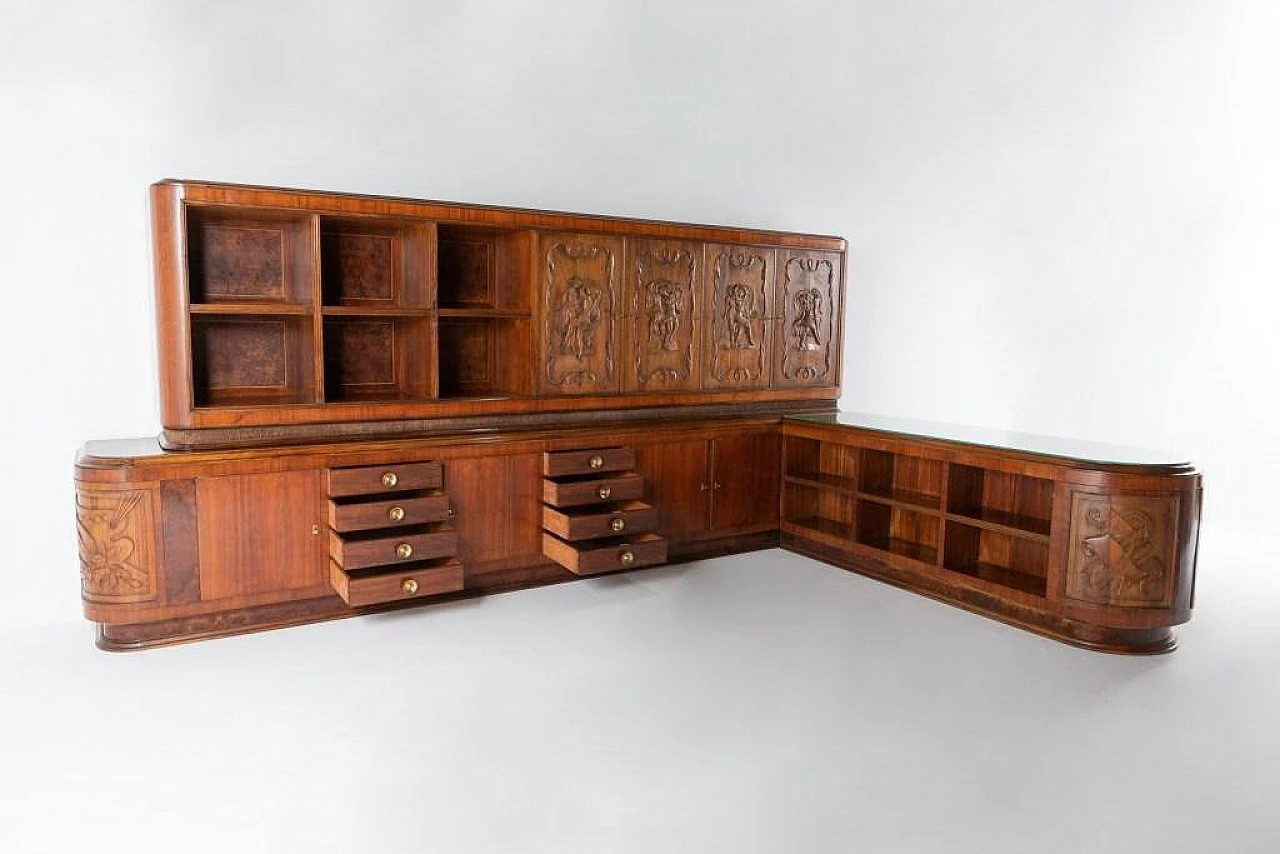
<box><xmin>538</xmin><ymin>232</ymin><xmax>841</xmax><ymax>395</ymax></box>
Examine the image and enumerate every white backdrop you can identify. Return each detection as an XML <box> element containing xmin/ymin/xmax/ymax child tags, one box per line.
<box><xmin>1</xmin><ymin>1</ymin><xmax>1273</xmax><ymax>632</ymax></box>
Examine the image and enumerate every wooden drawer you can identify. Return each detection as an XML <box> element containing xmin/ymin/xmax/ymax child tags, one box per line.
<box><xmin>328</xmin><ymin>461</ymin><xmax>442</xmax><ymax>497</ymax></box>
<box><xmin>330</xmin><ymin>525</ymin><xmax>458</xmax><ymax>571</ymax></box>
<box><xmin>329</xmin><ymin>559</ymin><xmax>464</xmax><ymax>608</ymax></box>
<box><xmin>542</xmin><ymin>472</ymin><xmax>645</xmax><ymax>508</ymax></box>
<box><xmin>328</xmin><ymin>493</ymin><xmax>450</xmax><ymax>533</ymax></box>
<box><xmin>543</xmin><ymin>447</ymin><xmax>636</xmax><ymax>478</ymax></box>
<box><xmin>542</xmin><ymin>532</ymin><xmax>668</xmax><ymax>576</ymax></box>
<box><xmin>542</xmin><ymin>500</ymin><xmax>658</xmax><ymax>541</ymax></box>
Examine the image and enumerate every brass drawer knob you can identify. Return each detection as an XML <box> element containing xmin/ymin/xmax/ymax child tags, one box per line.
<box><xmin>597</xmin><ymin>485</ymin><xmax>612</xmax><ymax>500</ymax></box>
<box><xmin>395</xmin><ymin>542</ymin><xmax>413</xmax><ymax>560</ymax></box>
<box><xmin>619</xmin><ymin>550</ymin><xmax>635</xmax><ymax>566</ymax></box>
<box><xmin>610</xmin><ymin>517</ymin><xmax>626</xmax><ymax>532</ymax></box>
<box><xmin>388</xmin><ymin>505</ymin><xmax>405</xmax><ymax>522</ymax></box>
<box><xmin>589</xmin><ymin>454</ymin><xmax>604</xmax><ymax>469</ymax></box>
<box><xmin>401</xmin><ymin>578</ymin><xmax>419</xmax><ymax>595</ymax></box>
<box><xmin>381</xmin><ymin>471</ymin><xmax>399</xmax><ymax>488</ymax></box>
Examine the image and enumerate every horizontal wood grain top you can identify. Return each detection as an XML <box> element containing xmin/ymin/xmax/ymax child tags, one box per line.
<box><xmin>785</xmin><ymin>412</ymin><xmax>1198</xmax><ymax>475</ymax></box>
<box><xmin>158</xmin><ymin>179</ymin><xmax>847</xmax><ymax>250</ymax></box>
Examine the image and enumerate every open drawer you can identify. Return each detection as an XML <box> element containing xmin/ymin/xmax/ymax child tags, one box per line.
<box><xmin>541</xmin><ymin>532</ymin><xmax>668</xmax><ymax>576</ymax></box>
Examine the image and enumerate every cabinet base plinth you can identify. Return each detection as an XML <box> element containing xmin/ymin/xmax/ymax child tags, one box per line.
<box><xmin>781</xmin><ymin>533</ymin><xmax>1178</xmax><ymax>656</ymax></box>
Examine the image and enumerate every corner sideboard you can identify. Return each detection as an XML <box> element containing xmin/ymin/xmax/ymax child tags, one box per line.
<box><xmin>74</xmin><ymin>180</ymin><xmax>1201</xmax><ymax>653</ymax></box>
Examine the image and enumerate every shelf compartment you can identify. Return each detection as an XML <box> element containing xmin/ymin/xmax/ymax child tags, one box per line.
<box><xmin>943</xmin><ymin>521</ymin><xmax>1048</xmax><ymax>597</ymax></box>
<box><xmin>946</xmin><ymin>464</ymin><xmax>1053</xmax><ymax>538</ymax></box>
<box><xmin>187</xmin><ymin>207</ymin><xmax>313</xmax><ymax>305</ymax></box>
<box><xmin>436</xmin><ymin>225</ymin><xmax>532</xmax><ymax>311</ymax></box>
<box><xmin>437</xmin><ymin>317</ymin><xmax>532</xmax><ymax>398</ymax></box>
<box><xmin>783</xmin><ymin>436</ymin><xmax>857</xmax><ymax>493</ymax></box>
<box><xmin>783</xmin><ymin>481</ymin><xmax>853</xmax><ymax>541</ymax></box>
<box><xmin>858</xmin><ymin>449</ymin><xmax>942</xmax><ymax>510</ymax></box>
<box><xmin>855</xmin><ymin>500</ymin><xmax>939</xmax><ymax>565</ymax></box>
<box><xmin>322</xmin><ymin>316</ymin><xmax>431</xmax><ymax>403</ymax></box>
<box><xmin>191</xmin><ymin>315</ymin><xmax>316</xmax><ymax>407</ymax></box>
<box><xmin>320</xmin><ymin>218</ymin><xmax>430</xmax><ymax>308</ymax></box>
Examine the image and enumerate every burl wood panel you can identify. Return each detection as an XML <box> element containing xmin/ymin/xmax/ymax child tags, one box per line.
<box><xmin>196</xmin><ymin>471</ymin><xmax>327</xmax><ymax>601</ymax></box>
<box><xmin>322</xmin><ymin>230</ymin><xmax>396</xmax><ymax>303</ymax></box>
<box><xmin>446</xmin><ymin>453</ymin><xmax>543</xmax><ymax>567</ymax></box>
<box><xmin>704</xmin><ymin>245</ymin><xmax>774</xmax><ymax>390</ymax></box>
<box><xmin>437</xmin><ymin>236</ymin><xmax>495</xmax><ymax>306</ymax></box>
<box><xmin>193</xmin><ymin>224</ymin><xmax>284</xmax><ymax>300</ymax></box>
<box><xmin>191</xmin><ymin>317</ymin><xmax>315</xmax><ymax>406</ymax></box>
<box><xmin>711</xmin><ymin>432</ymin><xmax>781</xmax><ymax>532</ymax></box>
<box><xmin>76</xmin><ymin>485</ymin><xmax>159</xmax><ymax>605</ymax></box>
<box><xmin>775</xmin><ymin>250</ymin><xmax>841</xmax><ymax>388</ymax></box>
<box><xmin>540</xmin><ymin>233</ymin><xmax>623</xmax><ymax>394</ymax></box>
<box><xmin>1066</xmin><ymin>492</ymin><xmax>1179</xmax><ymax>608</ymax></box>
<box><xmin>438</xmin><ymin>319</ymin><xmax>496</xmax><ymax>394</ymax></box>
<box><xmin>160</xmin><ymin>479</ymin><xmax>201</xmax><ymax>605</ymax></box>
<box><xmin>326</xmin><ymin>319</ymin><xmax>395</xmax><ymax>386</ymax></box>
<box><xmin>626</xmin><ymin>240</ymin><xmax>700</xmax><ymax>392</ymax></box>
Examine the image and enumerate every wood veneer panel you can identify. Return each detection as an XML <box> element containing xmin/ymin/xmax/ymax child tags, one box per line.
<box><xmin>160</xmin><ymin>479</ymin><xmax>200</xmax><ymax>605</ymax></box>
<box><xmin>631</xmin><ymin>438</ymin><xmax>711</xmax><ymax>542</ymax></box>
<box><xmin>446</xmin><ymin>454</ymin><xmax>543</xmax><ymax>567</ymax></box>
<box><xmin>196</xmin><ymin>471</ymin><xmax>326</xmax><ymax>601</ymax></box>
<box><xmin>711</xmin><ymin>431</ymin><xmax>781</xmax><ymax>532</ymax></box>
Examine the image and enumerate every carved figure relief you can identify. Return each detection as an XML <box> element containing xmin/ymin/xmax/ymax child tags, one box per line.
<box><xmin>778</xmin><ymin>255</ymin><xmax>836</xmax><ymax>385</ymax></box>
<box><xmin>709</xmin><ymin>248</ymin><xmax>768</xmax><ymax>387</ymax></box>
<box><xmin>1066</xmin><ymin>493</ymin><xmax>1178</xmax><ymax>607</ymax></box>
<box><xmin>543</xmin><ymin>238</ymin><xmax>617</xmax><ymax>391</ymax></box>
<box><xmin>76</xmin><ymin>488</ymin><xmax>157</xmax><ymax>604</ymax></box>
<box><xmin>632</xmin><ymin>245</ymin><xmax>695</xmax><ymax>387</ymax></box>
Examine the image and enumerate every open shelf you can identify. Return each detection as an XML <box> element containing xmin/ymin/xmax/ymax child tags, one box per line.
<box><xmin>191</xmin><ymin>315</ymin><xmax>315</xmax><ymax>407</ymax></box>
<box><xmin>855</xmin><ymin>500</ymin><xmax>939</xmax><ymax>565</ymax></box>
<box><xmin>437</xmin><ymin>317</ymin><xmax>531</xmax><ymax>399</ymax></box>
<box><xmin>322</xmin><ymin>316</ymin><xmax>431</xmax><ymax>403</ymax></box>
<box><xmin>858</xmin><ymin>449</ymin><xmax>943</xmax><ymax>510</ymax></box>
<box><xmin>947</xmin><ymin>463</ymin><xmax>1052</xmax><ymax>539</ymax></box>
<box><xmin>784</xmin><ymin>436</ymin><xmax>858</xmax><ymax>493</ymax></box>
<box><xmin>783</xmin><ymin>481</ymin><xmax>853</xmax><ymax>542</ymax></box>
<box><xmin>319</xmin><ymin>217</ymin><xmax>430</xmax><ymax>309</ymax></box>
<box><xmin>187</xmin><ymin>207</ymin><xmax>314</xmax><ymax>306</ymax></box>
<box><xmin>436</xmin><ymin>225</ymin><xmax>532</xmax><ymax>312</ymax></box>
<box><xmin>943</xmin><ymin>521</ymin><xmax>1048</xmax><ymax>597</ymax></box>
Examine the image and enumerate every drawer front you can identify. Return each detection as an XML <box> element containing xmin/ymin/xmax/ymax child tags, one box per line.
<box><xmin>328</xmin><ymin>494</ymin><xmax>451</xmax><ymax>533</ymax></box>
<box><xmin>542</xmin><ymin>473</ymin><xmax>645</xmax><ymax>508</ymax></box>
<box><xmin>329</xmin><ymin>559</ymin><xmax>464</xmax><ymax>608</ymax></box>
<box><xmin>543</xmin><ymin>447</ymin><xmax>636</xmax><ymax>478</ymax></box>
<box><xmin>542</xmin><ymin>501</ymin><xmax>658</xmax><ymax>541</ymax></box>
<box><xmin>330</xmin><ymin>526</ymin><xmax>458</xmax><ymax>571</ymax></box>
<box><xmin>328</xmin><ymin>462</ymin><xmax>442</xmax><ymax>497</ymax></box>
<box><xmin>542</xmin><ymin>532</ymin><xmax>668</xmax><ymax>576</ymax></box>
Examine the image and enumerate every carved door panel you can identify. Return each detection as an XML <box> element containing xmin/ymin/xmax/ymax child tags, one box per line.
<box><xmin>703</xmin><ymin>244</ymin><xmax>774</xmax><ymax>390</ymax></box>
<box><xmin>538</xmin><ymin>232</ymin><xmax>623</xmax><ymax>395</ymax></box>
<box><xmin>710</xmin><ymin>431</ymin><xmax>781</xmax><ymax>533</ymax></box>
<box><xmin>773</xmin><ymin>250</ymin><xmax>842</xmax><ymax>388</ymax></box>
<box><xmin>632</xmin><ymin>438</ymin><xmax>712</xmax><ymax>545</ymax></box>
<box><xmin>623</xmin><ymin>239</ymin><xmax>701</xmax><ymax>392</ymax></box>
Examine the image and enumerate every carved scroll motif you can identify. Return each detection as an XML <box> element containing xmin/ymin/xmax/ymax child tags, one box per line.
<box><xmin>1066</xmin><ymin>493</ymin><xmax>1178</xmax><ymax>607</ymax></box>
<box><xmin>634</xmin><ymin>247</ymin><xmax>694</xmax><ymax>385</ymax></box>
<box><xmin>544</xmin><ymin>241</ymin><xmax>615</xmax><ymax>388</ymax></box>
<box><xmin>711</xmin><ymin>250</ymin><xmax>767</xmax><ymax>386</ymax></box>
<box><xmin>76</xmin><ymin>487</ymin><xmax>157</xmax><ymax>604</ymax></box>
<box><xmin>780</xmin><ymin>256</ymin><xmax>834</xmax><ymax>383</ymax></box>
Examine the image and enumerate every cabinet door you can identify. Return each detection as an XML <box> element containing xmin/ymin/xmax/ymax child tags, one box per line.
<box><xmin>711</xmin><ymin>431</ymin><xmax>781</xmax><ymax>533</ymax></box>
<box><xmin>445</xmin><ymin>453</ymin><xmax>543</xmax><ymax>569</ymax></box>
<box><xmin>773</xmin><ymin>250</ymin><xmax>842</xmax><ymax>388</ymax></box>
<box><xmin>632</xmin><ymin>438</ymin><xmax>711</xmax><ymax>544</ymax></box>
<box><xmin>703</xmin><ymin>245</ymin><xmax>774</xmax><ymax>390</ymax></box>
<box><xmin>539</xmin><ymin>232</ymin><xmax>624</xmax><ymax>394</ymax></box>
<box><xmin>195</xmin><ymin>471</ymin><xmax>328</xmax><ymax>602</ymax></box>
<box><xmin>624</xmin><ymin>239</ymin><xmax>701</xmax><ymax>392</ymax></box>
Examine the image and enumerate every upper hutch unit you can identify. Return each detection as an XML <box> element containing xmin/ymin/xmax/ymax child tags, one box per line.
<box><xmin>152</xmin><ymin>180</ymin><xmax>846</xmax><ymax>449</ymax></box>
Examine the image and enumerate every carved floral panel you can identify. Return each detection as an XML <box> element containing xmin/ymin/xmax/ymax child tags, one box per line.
<box><xmin>775</xmin><ymin>250</ymin><xmax>840</xmax><ymax>388</ymax></box>
<box><xmin>705</xmin><ymin>245</ymin><xmax>772</xmax><ymax>390</ymax></box>
<box><xmin>541</xmin><ymin>234</ymin><xmax>622</xmax><ymax>394</ymax></box>
<box><xmin>628</xmin><ymin>240</ymin><xmax>698</xmax><ymax>391</ymax></box>
<box><xmin>76</xmin><ymin>487</ymin><xmax>158</xmax><ymax>604</ymax></box>
<box><xmin>1066</xmin><ymin>492</ymin><xmax>1179</xmax><ymax>608</ymax></box>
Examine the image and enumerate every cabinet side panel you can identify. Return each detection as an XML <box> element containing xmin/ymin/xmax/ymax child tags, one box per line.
<box><xmin>196</xmin><ymin>471</ymin><xmax>327</xmax><ymax>600</ymax></box>
<box><xmin>153</xmin><ymin>183</ymin><xmax>193</xmax><ymax>428</ymax></box>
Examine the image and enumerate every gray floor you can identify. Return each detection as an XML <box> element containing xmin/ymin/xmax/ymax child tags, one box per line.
<box><xmin>2</xmin><ymin>524</ymin><xmax>1277</xmax><ymax>853</ymax></box>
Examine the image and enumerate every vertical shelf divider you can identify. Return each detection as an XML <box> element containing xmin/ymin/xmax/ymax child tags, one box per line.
<box><xmin>307</xmin><ymin>213</ymin><xmax>326</xmax><ymax>403</ymax></box>
<box><xmin>935</xmin><ymin>461</ymin><xmax>950</xmax><ymax>568</ymax></box>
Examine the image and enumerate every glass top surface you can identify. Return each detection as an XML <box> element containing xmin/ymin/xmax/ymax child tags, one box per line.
<box><xmin>786</xmin><ymin>412</ymin><xmax>1191</xmax><ymax>468</ymax></box>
